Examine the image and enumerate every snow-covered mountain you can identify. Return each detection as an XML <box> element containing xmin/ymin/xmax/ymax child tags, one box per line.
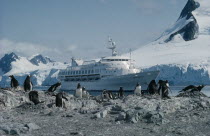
<box><xmin>131</xmin><ymin>0</ymin><xmax>210</xmax><ymax>85</ymax></box>
<box><xmin>0</xmin><ymin>53</ymin><xmax>68</xmax><ymax>87</ymax></box>
<box><xmin>29</xmin><ymin>54</ymin><xmax>55</xmax><ymax>66</ymax></box>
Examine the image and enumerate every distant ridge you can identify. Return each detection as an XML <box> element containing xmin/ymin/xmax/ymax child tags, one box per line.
<box><xmin>29</xmin><ymin>54</ymin><xmax>55</xmax><ymax>66</ymax></box>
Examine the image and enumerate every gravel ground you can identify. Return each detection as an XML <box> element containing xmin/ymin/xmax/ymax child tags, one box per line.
<box><xmin>1</xmin><ymin>88</ymin><xmax>210</xmax><ymax>136</ymax></box>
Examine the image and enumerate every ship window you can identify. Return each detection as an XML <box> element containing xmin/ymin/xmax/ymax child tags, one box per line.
<box><xmin>76</xmin><ymin>71</ymin><xmax>78</xmax><ymax>74</ymax></box>
<box><xmin>82</xmin><ymin>71</ymin><xmax>84</xmax><ymax>74</ymax></box>
<box><xmin>91</xmin><ymin>70</ymin><xmax>94</xmax><ymax>74</ymax></box>
<box><xmin>85</xmin><ymin>70</ymin><xmax>87</xmax><ymax>74</ymax></box>
<box><xmin>88</xmin><ymin>70</ymin><xmax>91</xmax><ymax>74</ymax></box>
<box><xmin>78</xmin><ymin>71</ymin><xmax>81</xmax><ymax>74</ymax></box>
<box><xmin>95</xmin><ymin>69</ymin><xmax>99</xmax><ymax>73</ymax></box>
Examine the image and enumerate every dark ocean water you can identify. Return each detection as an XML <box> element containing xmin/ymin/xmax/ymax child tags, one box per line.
<box><xmin>34</xmin><ymin>86</ymin><xmax>210</xmax><ymax>97</ymax></box>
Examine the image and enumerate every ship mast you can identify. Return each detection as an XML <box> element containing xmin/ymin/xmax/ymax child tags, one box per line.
<box><xmin>129</xmin><ymin>48</ymin><xmax>132</xmax><ymax>68</ymax></box>
<box><xmin>107</xmin><ymin>37</ymin><xmax>117</xmax><ymax>56</ymax></box>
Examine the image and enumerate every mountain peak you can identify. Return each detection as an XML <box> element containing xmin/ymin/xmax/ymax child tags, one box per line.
<box><xmin>29</xmin><ymin>54</ymin><xmax>54</xmax><ymax>66</ymax></box>
<box><xmin>0</xmin><ymin>52</ymin><xmax>20</xmax><ymax>73</ymax></box>
<box><xmin>6</xmin><ymin>52</ymin><xmax>19</xmax><ymax>59</ymax></box>
<box><xmin>159</xmin><ymin>0</ymin><xmax>200</xmax><ymax>43</ymax></box>
<box><xmin>179</xmin><ymin>0</ymin><xmax>200</xmax><ymax>19</ymax></box>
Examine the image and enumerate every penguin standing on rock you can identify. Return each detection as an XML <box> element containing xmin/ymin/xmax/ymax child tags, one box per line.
<box><xmin>158</xmin><ymin>80</ymin><xmax>170</xmax><ymax>99</ymax></box>
<box><xmin>134</xmin><ymin>83</ymin><xmax>141</xmax><ymax>96</ymax></box>
<box><xmin>54</xmin><ymin>92</ymin><xmax>68</xmax><ymax>108</ymax></box>
<box><xmin>102</xmin><ymin>89</ymin><xmax>113</xmax><ymax>100</ymax></box>
<box><xmin>47</xmin><ymin>82</ymin><xmax>61</xmax><ymax>92</ymax></box>
<box><xmin>29</xmin><ymin>91</ymin><xmax>43</xmax><ymax>105</ymax></box>
<box><xmin>74</xmin><ymin>83</ymin><xmax>82</xmax><ymax>98</ymax></box>
<box><xmin>9</xmin><ymin>75</ymin><xmax>19</xmax><ymax>89</ymax></box>
<box><xmin>24</xmin><ymin>75</ymin><xmax>33</xmax><ymax>92</ymax></box>
<box><xmin>82</xmin><ymin>87</ymin><xmax>89</xmax><ymax>98</ymax></box>
<box><xmin>147</xmin><ymin>80</ymin><xmax>158</xmax><ymax>95</ymax></box>
<box><xmin>118</xmin><ymin>87</ymin><xmax>124</xmax><ymax>98</ymax></box>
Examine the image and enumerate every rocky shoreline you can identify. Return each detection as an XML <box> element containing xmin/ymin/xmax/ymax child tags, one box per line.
<box><xmin>0</xmin><ymin>88</ymin><xmax>210</xmax><ymax>136</ymax></box>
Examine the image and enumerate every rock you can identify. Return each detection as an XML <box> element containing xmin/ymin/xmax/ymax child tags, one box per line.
<box><xmin>109</xmin><ymin>105</ymin><xmax>124</xmax><ymax>114</ymax></box>
<box><xmin>115</xmin><ymin>112</ymin><xmax>126</xmax><ymax>121</ymax></box>
<box><xmin>111</xmin><ymin>105</ymin><xmax>124</xmax><ymax>111</ymax></box>
<box><xmin>143</xmin><ymin>111</ymin><xmax>164</xmax><ymax>124</ymax></box>
<box><xmin>10</xmin><ymin>129</ymin><xmax>18</xmax><ymax>135</ymax></box>
<box><xmin>0</xmin><ymin>129</ymin><xmax>6</xmax><ymax>135</ymax></box>
<box><xmin>79</xmin><ymin>107</ymin><xmax>90</xmax><ymax>114</ymax></box>
<box><xmin>94</xmin><ymin>110</ymin><xmax>108</xmax><ymax>118</ymax></box>
<box><xmin>70</xmin><ymin>132</ymin><xmax>84</xmax><ymax>135</ymax></box>
<box><xmin>0</xmin><ymin>123</ymin><xmax>28</xmax><ymax>135</ymax></box>
<box><xmin>125</xmin><ymin>109</ymin><xmax>164</xmax><ymax>124</ymax></box>
<box><xmin>24</xmin><ymin>123</ymin><xmax>40</xmax><ymax>131</ymax></box>
<box><xmin>177</xmin><ymin>91</ymin><xmax>208</xmax><ymax>98</ymax></box>
<box><xmin>0</xmin><ymin>126</ymin><xmax>9</xmax><ymax>134</ymax></box>
<box><xmin>125</xmin><ymin>109</ymin><xmax>147</xmax><ymax>123</ymax></box>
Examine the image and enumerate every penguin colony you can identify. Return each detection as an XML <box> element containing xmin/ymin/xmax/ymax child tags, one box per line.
<box><xmin>7</xmin><ymin>75</ymin><xmax>205</xmax><ymax>107</ymax></box>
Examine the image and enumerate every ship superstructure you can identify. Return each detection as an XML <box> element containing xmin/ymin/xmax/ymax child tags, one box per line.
<box><xmin>58</xmin><ymin>38</ymin><xmax>159</xmax><ymax>91</ymax></box>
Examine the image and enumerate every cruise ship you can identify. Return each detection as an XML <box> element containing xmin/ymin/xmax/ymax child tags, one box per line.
<box><xmin>58</xmin><ymin>38</ymin><xmax>159</xmax><ymax>91</ymax></box>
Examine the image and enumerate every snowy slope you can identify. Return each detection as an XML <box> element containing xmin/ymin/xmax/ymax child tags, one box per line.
<box><xmin>131</xmin><ymin>0</ymin><xmax>210</xmax><ymax>85</ymax></box>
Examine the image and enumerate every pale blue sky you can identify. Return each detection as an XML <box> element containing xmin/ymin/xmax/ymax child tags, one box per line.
<box><xmin>0</xmin><ymin>0</ymin><xmax>187</xmax><ymax>62</ymax></box>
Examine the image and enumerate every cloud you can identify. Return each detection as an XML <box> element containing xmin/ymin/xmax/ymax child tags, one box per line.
<box><xmin>131</xmin><ymin>0</ymin><xmax>182</xmax><ymax>14</ymax></box>
<box><xmin>0</xmin><ymin>39</ymin><xmax>50</xmax><ymax>57</ymax></box>
<box><xmin>67</xmin><ymin>45</ymin><xmax>77</xmax><ymax>52</ymax></box>
<box><xmin>0</xmin><ymin>38</ymin><xmax>79</xmax><ymax>61</ymax></box>
<box><xmin>0</xmin><ymin>38</ymin><xmax>102</xmax><ymax>62</ymax></box>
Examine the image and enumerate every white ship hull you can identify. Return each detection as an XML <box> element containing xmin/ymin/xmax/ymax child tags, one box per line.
<box><xmin>60</xmin><ymin>71</ymin><xmax>159</xmax><ymax>91</ymax></box>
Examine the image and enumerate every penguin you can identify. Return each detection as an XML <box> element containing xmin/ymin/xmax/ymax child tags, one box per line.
<box><xmin>180</xmin><ymin>85</ymin><xmax>205</xmax><ymax>92</ymax></box>
<box><xmin>147</xmin><ymin>80</ymin><xmax>158</xmax><ymax>95</ymax></box>
<box><xmin>82</xmin><ymin>87</ymin><xmax>90</xmax><ymax>98</ymax></box>
<box><xmin>118</xmin><ymin>87</ymin><xmax>124</xmax><ymax>98</ymax></box>
<box><xmin>101</xmin><ymin>89</ymin><xmax>113</xmax><ymax>100</ymax></box>
<box><xmin>74</xmin><ymin>83</ymin><xmax>82</xmax><ymax>98</ymax></box>
<box><xmin>9</xmin><ymin>75</ymin><xmax>19</xmax><ymax>89</ymax></box>
<box><xmin>102</xmin><ymin>89</ymin><xmax>109</xmax><ymax>99</ymax></box>
<box><xmin>134</xmin><ymin>83</ymin><xmax>141</xmax><ymax>96</ymax></box>
<box><xmin>28</xmin><ymin>91</ymin><xmax>43</xmax><ymax>105</ymax></box>
<box><xmin>107</xmin><ymin>91</ymin><xmax>114</xmax><ymax>99</ymax></box>
<box><xmin>54</xmin><ymin>92</ymin><xmax>68</xmax><ymax>108</ymax></box>
<box><xmin>24</xmin><ymin>75</ymin><xmax>33</xmax><ymax>92</ymax></box>
<box><xmin>47</xmin><ymin>82</ymin><xmax>61</xmax><ymax>92</ymax></box>
<box><xmin>157</xmin><ymin>80</ymin><xmax>163</xmax><ymax>95</ymax></box>
<box><xmin>195</xmin><ymin>85</ymin><xmax>205</xmax><ymax>92</ymax></box>
<box><xmin>158</xmin><ymin>80</ymin><xmax>170</xmax><ymax>99</ymax></box>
